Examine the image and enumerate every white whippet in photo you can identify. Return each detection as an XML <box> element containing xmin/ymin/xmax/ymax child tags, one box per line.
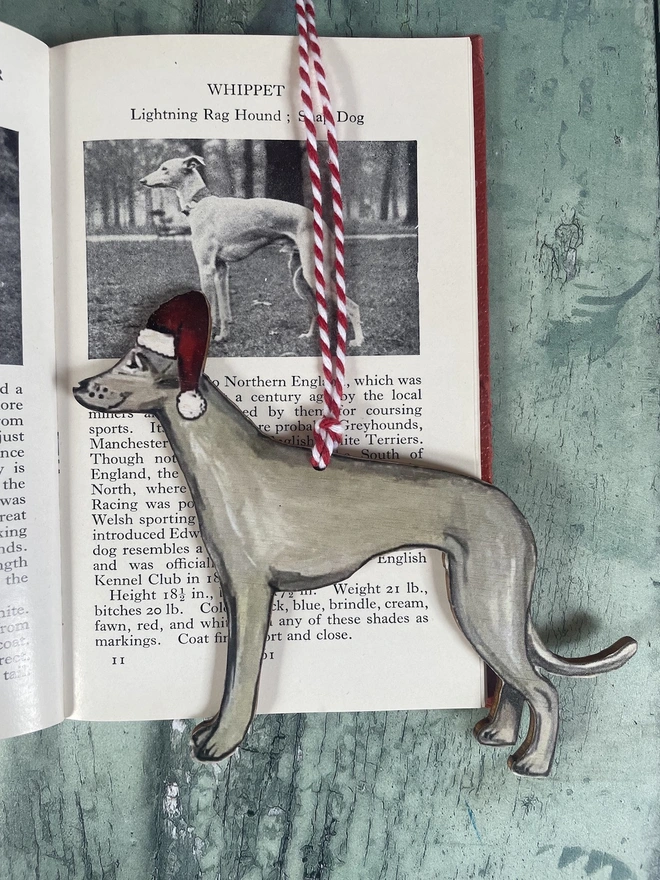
<box><xmin>73</xmin><ymin>293</ymin><xmax>636</xmax><ymax>776</ymax></box>
<box><xmin>140</xmin><ymin>155</ymin><xmax>364</xmax><ymax>346</ymax></box>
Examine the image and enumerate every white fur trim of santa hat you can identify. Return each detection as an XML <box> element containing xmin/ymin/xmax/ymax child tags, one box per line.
<box><xmin>137</xmin><ymin>328</ymin><xmax>175</xmax><ymax>358</ymax></box>
<box><xmin>177</xmin><ymin>389</ymin><xmax>207</xmax><ymax>420</ymax></box>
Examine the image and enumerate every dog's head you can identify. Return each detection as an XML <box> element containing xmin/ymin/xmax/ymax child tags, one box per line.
<box><xmin>75</xmin><ymin>291</ymin><xmax>211</xmax><ymax>420</ymax></box>
<box><xmin>140</xmin><ymin>155</ymin><xmax>206</xmax><ymax>189</ymax></box>
<box><xmin>73</xmin><ymin>346</ymin><xmax>180</xmax><ymax>416</ymax></box>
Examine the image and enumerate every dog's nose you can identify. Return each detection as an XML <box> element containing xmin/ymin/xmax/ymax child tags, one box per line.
<box><xmin>139</xmin><ymin>177</ymin><xmax>147</xmax><ymax>185</ymax></box>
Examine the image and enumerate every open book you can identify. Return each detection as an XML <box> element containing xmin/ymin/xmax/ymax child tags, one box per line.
<box><xmin>0</xmin><ymin>23</ymin><xmax>489</xmax><ymax>740</ymax></box>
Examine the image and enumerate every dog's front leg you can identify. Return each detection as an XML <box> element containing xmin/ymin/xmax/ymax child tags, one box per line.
<box><xmin>198</xmin><ymin>265</ymin><xmax>223</xmax><ymax>341</ymax></box>
<box><xmin>192</xmin><ymin>579</ymin><xmax>274</xmax><ymax>762</ymax></box>
<box><xmin>195</xmin><ymin>245</ymin><xmax>231</xmax><ymax>342</ymax></box>
<box><xmin>213</xmin><ymin>261</ymin><xmax>232</xmax><ymax>342</ymax></box>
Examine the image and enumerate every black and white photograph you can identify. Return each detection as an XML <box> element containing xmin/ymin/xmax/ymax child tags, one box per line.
<box><xmin>0</xmin><ymin>127</ymin><xmax>22</xmax><ymax>365</ymax></box>
<box><xmin>84</xmin><ymin>138</ymin><xmax>419</xmax><ymax>359</ymax></box>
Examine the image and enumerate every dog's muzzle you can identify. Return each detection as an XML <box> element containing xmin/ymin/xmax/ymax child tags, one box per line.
<box><xmin>73</xmin><ymin>379</ymin><xmax>128</xmax><ymax>412</ymax></box>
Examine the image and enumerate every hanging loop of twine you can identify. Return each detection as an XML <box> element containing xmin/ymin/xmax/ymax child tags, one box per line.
<box><xmin>296</xmin><ymin>0</ymin><xmax>348</xmax><ymax>470</ymax></box>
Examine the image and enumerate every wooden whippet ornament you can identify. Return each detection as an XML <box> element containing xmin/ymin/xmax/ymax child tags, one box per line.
<box><xmin>73</xmin><ymin>292</ymin><xmax>637</xmax><ymax>776</ymax></box>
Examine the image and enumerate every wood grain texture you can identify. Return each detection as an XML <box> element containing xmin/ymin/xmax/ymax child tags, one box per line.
<box><xmin>0</xmin><ymin>0</ymin><xmax>658</xmax><ymax>877</ymax></box>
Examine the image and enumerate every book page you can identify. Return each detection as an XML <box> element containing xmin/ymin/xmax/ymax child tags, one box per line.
<box><xmin>51</xmin><ymin>35</ymin><xmax>484</xmax><ymax>721</ymax></box>
<box><xmin>0</xmin><ymin>24</ymin><xmax>63</xmax><ymax>738</ymax></box>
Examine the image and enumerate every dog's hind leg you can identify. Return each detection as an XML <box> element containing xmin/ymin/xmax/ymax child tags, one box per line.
<box><xmin>474</xmin><ymin>679</ymin><xmax>525</xmax><ymax>747</ymax></box>
<box><xmin>447</xmin><ymin>539</ymin><xmax>559</xmax><ymax>776</ymax></box>
<box><xmin>505</xmin><ymin>673</ymin><xmax>558</xmax><ymax>776</ymax></box>
<box><xmin>295</xmin><ymin>212</ymin><xmax>318</xmax><ymax>293</ymax></box>
<box><xmin>286</xmin><ymin>244</ymin><xmax>303</xmax><ymax>289</ymax></box>
<box><xmin>345</xmin><ymin>295</ymin><xmax>364</xmax><ymax>347</ymax></box>
<box><xmin>192</xmin><ymin>579</ymin><xmax>274</xmax><ymax>761</ymax></box>
<box><xmin>471</xmin><ymin>640</ymin><xmax>558</xmax><ymax>776</ymax></box>
<box><xmin>294</xmin><ymin>217</ymin><xmax>339</xmax><ymax>340</ymax></box>
<box><xmin>294</xmin><ymin>216</ymin><xmax>364</xmax><ymax>346</ymax></box>
<box><xmin>291</xmin><ymin>250</ymin><xmax>364</xmax><ymax>347</ymax></box>
<box><xmin>289</xmin><ymin>249</ymin><xmax>317</xmax><ymax>339</ymax></box>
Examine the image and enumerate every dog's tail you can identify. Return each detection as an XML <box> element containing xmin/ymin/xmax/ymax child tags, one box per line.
<box><xmin>527</xmin><ymin>624</ymin><xmax>637</xmax><ymax>676</ymax></box>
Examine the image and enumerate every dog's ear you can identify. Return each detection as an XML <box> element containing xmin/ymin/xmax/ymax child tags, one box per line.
<box><xmin>183</xmin><ymin>155</ymin><xmax>205</xmax><ymax>172</ymax></box>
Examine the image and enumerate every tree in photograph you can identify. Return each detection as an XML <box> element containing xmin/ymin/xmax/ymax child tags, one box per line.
<box><xmin>379</xmin><ymin>142</ymin><xmax>397</xmax><ymax>222</ymax></box>
<box><xmin>243</xmin><ymin>141</ymin><xmax>254</xmax><ymax>199</ymax></box>
<box><xmin>203</xmin><ymin>140</ymin><xmax>237</xmax><ymax>196</ymax></box>
<box><xmin>181</xmin><ymin>139</ymin><xmax>207</xmax><ymax>165</ymax></box>
<box><xmin>405</xmin><ymin>141</ymin><xmax>418</xmax><ymax>225</ymax></box>
<box><xmin>83</xmin><ymin>142</ymin><xmax>110</xmax><ymax>232</ymax></box>
<box><xmin>265</xmin><ymin>141</ymin><xmax>305</xmax><ymax>204</ymax></box>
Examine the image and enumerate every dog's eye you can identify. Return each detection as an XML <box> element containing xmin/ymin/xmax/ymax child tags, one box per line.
<box><xmin>125</xmin><ymin>352</ymin><xmax>148</xmax><ymax>372</ymax></box>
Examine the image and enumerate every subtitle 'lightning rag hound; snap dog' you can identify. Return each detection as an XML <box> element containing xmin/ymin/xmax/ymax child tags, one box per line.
<box><xmin>73</xmin><ymin>292</ymin><xmax>637</xmax><ymax>777</ymax></box>
<box><xmin>140</xmin><ymin>155</ymin><xmax>364</xmax><ymax>347</ymax></box>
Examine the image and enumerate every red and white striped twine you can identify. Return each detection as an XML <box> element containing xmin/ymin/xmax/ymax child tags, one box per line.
<box><xmin>296</xmin><ymin>0</ymin><xmax>348</xmax><ymax>470</ymax></box>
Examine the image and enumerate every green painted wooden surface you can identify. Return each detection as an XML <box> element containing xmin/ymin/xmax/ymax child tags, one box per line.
<box><xmin>0</xmin><ymin>0</ymin><xmax>658</xmax><ymax>877</ymax></box>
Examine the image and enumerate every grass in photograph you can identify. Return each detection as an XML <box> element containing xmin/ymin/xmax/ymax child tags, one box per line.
<box><xmin>86</xmin><ymin>236</ymin><xmax>419</xmax><ymax>360</ymax></box>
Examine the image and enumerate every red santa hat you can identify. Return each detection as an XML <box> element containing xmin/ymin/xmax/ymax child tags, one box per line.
<box><xmin>137</xmin><ymin>291</ymin><xmax>211</xmax><ymax>419</ymax></box>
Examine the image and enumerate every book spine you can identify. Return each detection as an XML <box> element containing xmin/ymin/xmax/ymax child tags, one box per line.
<box><xmin>471</xmin><ymin>35</ymin><xmax>492</xmax><ymax>485</ymax></box>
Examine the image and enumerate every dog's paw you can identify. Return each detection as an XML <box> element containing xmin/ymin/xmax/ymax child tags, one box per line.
<box><xmin>348</xmin><ymin>337</ymin><xmax>363</xmax><ymax>348</ymax></box>
<box><xmin>190</xmin><ymin>716</ymin><xmax>251</xmax><ymax>763</ymax></box>
<box><xmin>193</xmin><ymin>737</ymin><xmax>237</xmax><ymax>763</ymax></box>
<box><xmin>473</xmin><ymin>717</ymin><xmax>518</xmax><ymax>747</ymax></box>
<box><xmin>507</xmin><ymin>751</ymin><xmax>552</xmax><ymax>777</ymax></box>
<box><xmin>191</xmin><ymin>728</ymin><xmax>242</xmax><ymax>763</ymax></box>
<box><xmin>190</xmin><ymin>723</ymin><xmax>227</xmax><ymax>763</ymax></box>
<box><xmin>191</xmin><ymin>718</ymin><xmax>215</xmax><ymax>749</ymax></box>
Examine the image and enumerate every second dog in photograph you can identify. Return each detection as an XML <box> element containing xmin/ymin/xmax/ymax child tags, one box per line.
<box><xmin>140</xmin><ymin>154</ymin><xmax>364</xmax><ymax>346</ymax></box>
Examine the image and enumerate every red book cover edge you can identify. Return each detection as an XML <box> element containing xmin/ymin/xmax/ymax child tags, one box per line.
<box><xmin>470</xmin><ymin>36</ymin><xmax>497</xmax><ymax>704</ymax></box>
<box><xmin>470</xmin><ymin>35</ymin><xmax>492</xmax><ymax>486</ymax></box>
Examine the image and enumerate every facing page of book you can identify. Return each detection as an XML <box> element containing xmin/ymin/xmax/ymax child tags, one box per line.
<box><xmin>0</xmin><ymin>24</ymin><xmax>63</xmax><ymax>738</ymax></box>
<box><xmin>49</xmin><ymin>34</ymin><xmax>486</xmax><ymax>722</ymax></box>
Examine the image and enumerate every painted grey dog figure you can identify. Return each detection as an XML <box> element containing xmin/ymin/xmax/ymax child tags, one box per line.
<box><xmin>140</xmin><ymin>155</ymin><xmax>364</xmax><ymax>346</ymax></box>
<box><xmin>73</xmin><ymin>293</ymin><xmax>636</xmax><ymax>776</ymax></box>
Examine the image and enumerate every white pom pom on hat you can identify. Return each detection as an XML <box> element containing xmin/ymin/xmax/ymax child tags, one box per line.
<box><xmin>177</xmin><ymin>390</ymin><xmax>207</xmax><ymax>419</ymax></box>
<box><xmin>137</xmin><ymin>291</ymin><xmax>211</xmax><ymax>419</ymax></box>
